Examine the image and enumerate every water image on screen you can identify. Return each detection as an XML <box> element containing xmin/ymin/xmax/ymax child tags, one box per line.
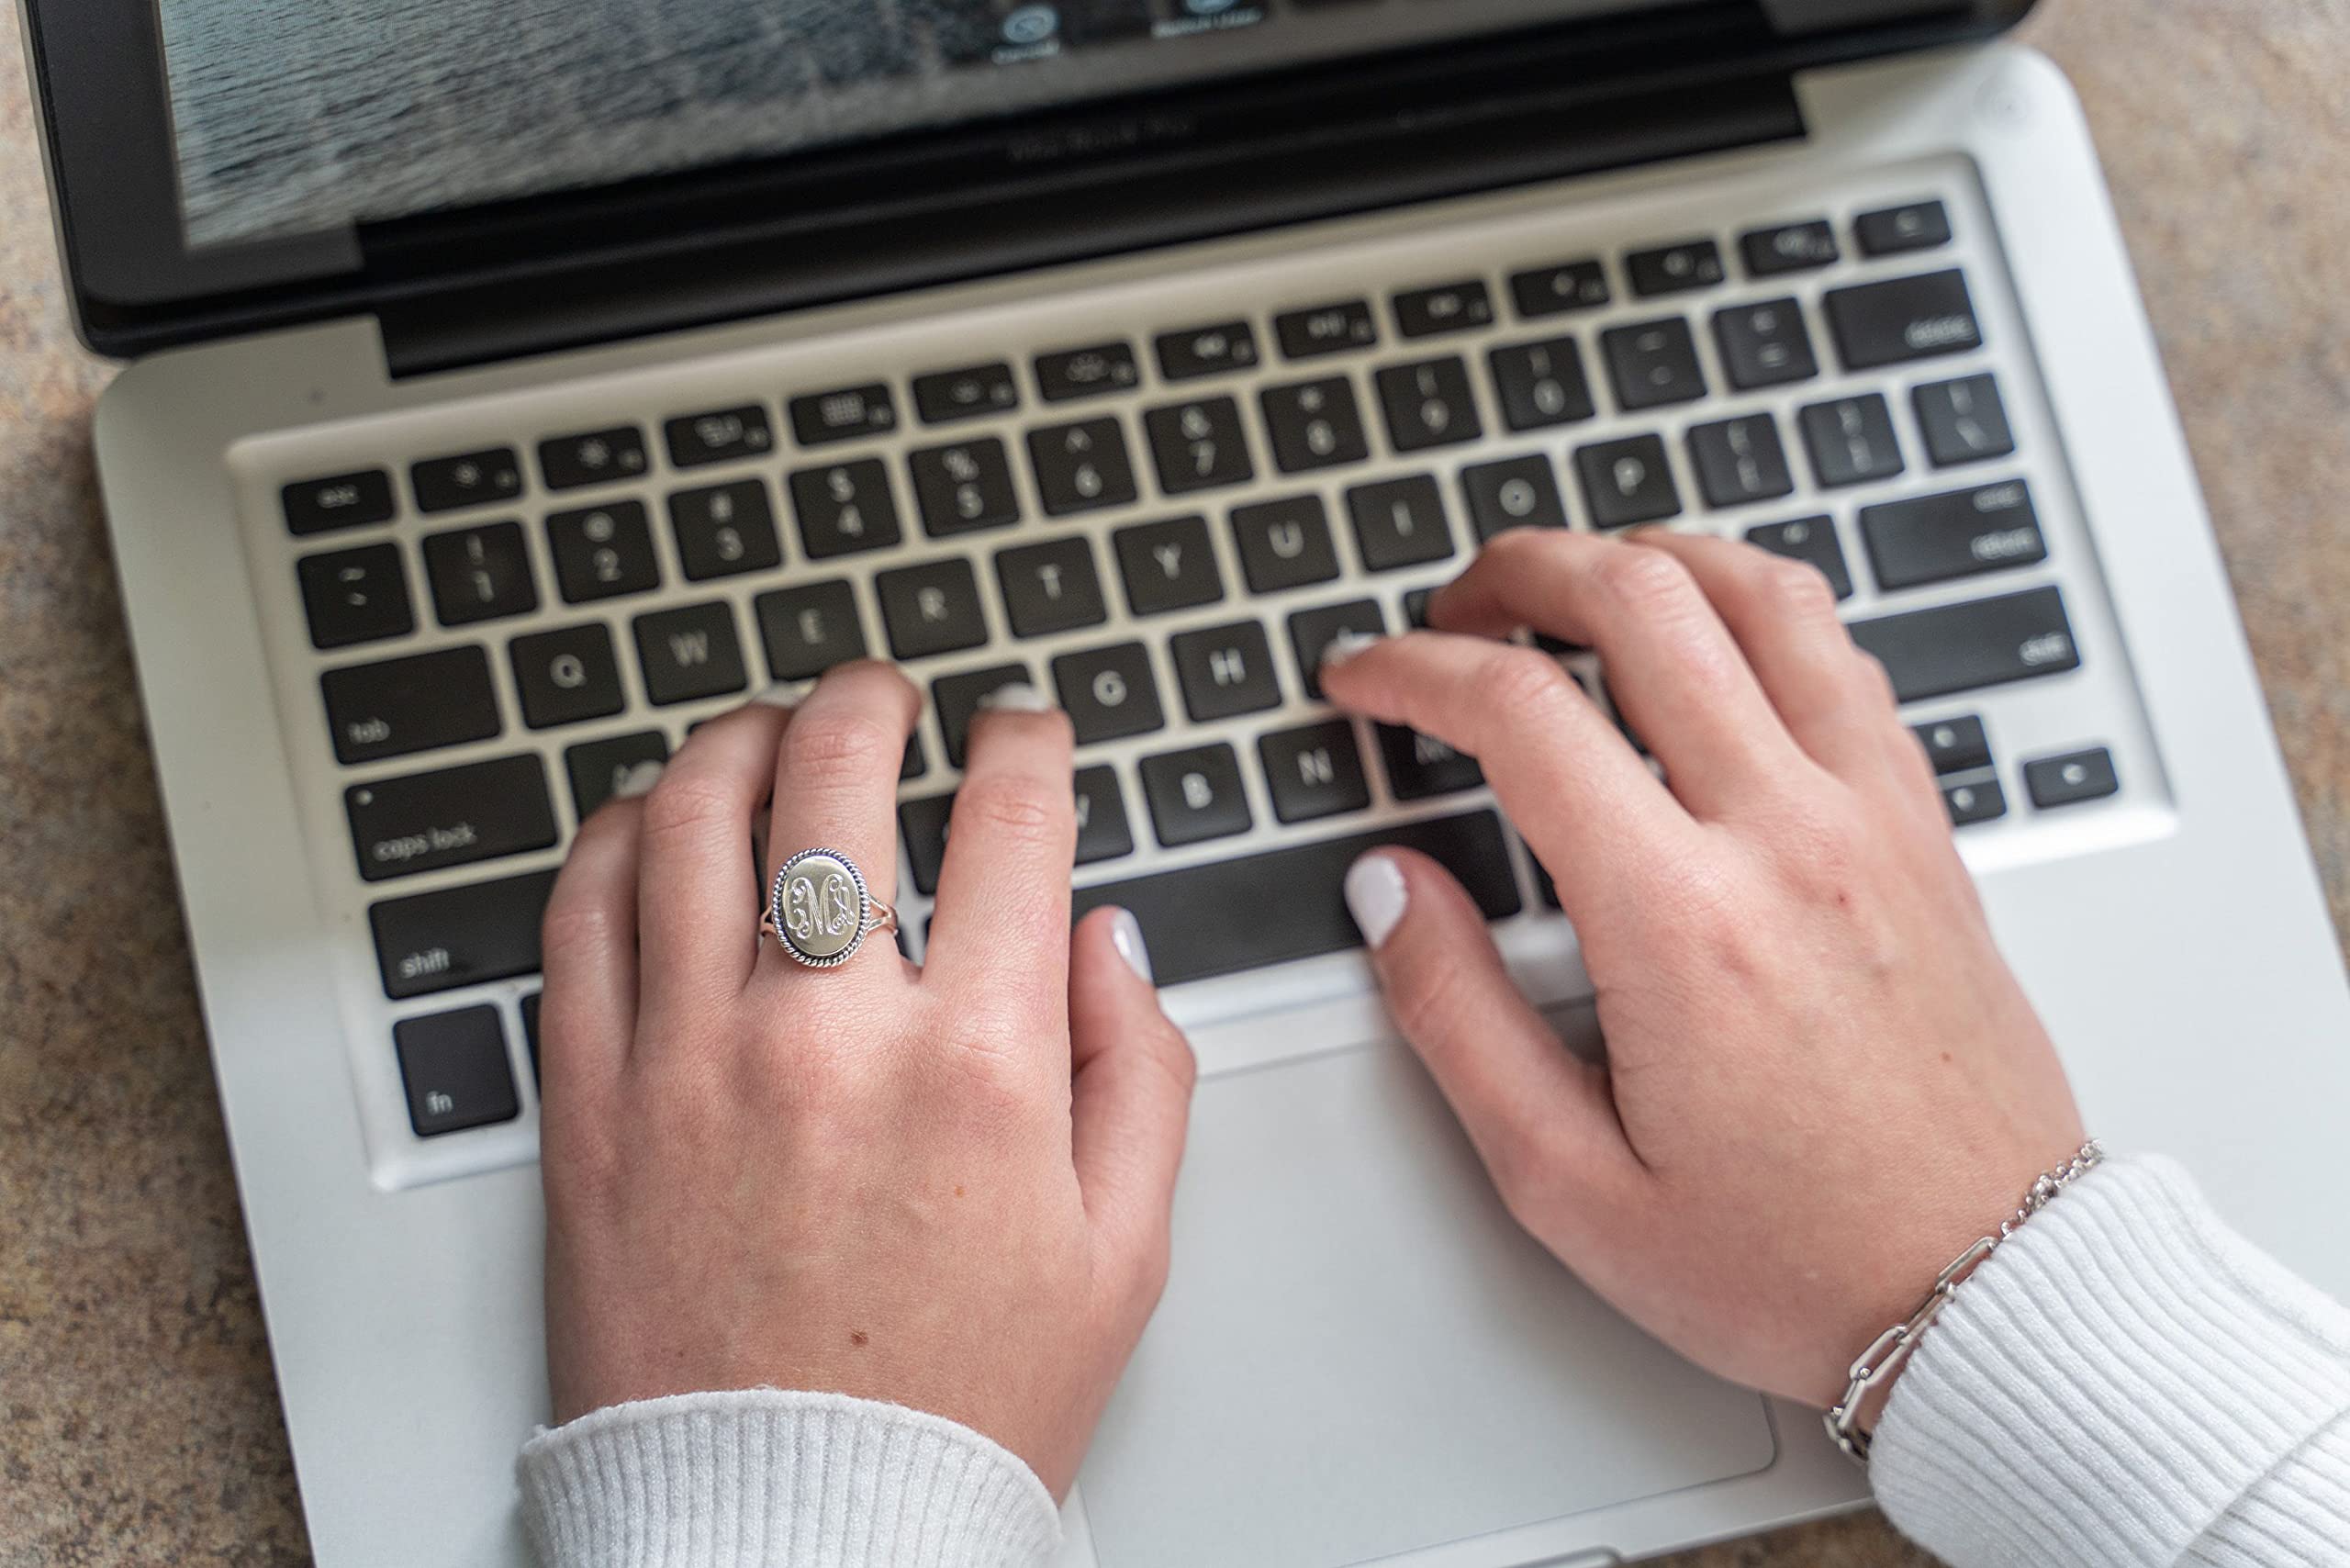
<box><xmin>154</xmin><ymin>0</ymin><xmax>1673</xmax><ymax>248</ymax></box>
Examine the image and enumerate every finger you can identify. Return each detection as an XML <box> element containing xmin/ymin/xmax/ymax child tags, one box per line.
<box><xmin>926</xmin><ymin>682</ymin><xmax>1077</xmax><ymax>1032</ymax></box>
<box><xmin>540</xmin><ymin>772</ymin><xmax>656</xmax><ymax>1091</ymax></box>
<box><xmin>1619</xmin><ymin>530</ymin><xmax>1903</xmax><ymax>782</ymax></box>
<box><xmin>759</xmin><ymin>658</ymin><xmax>922</xmax><ymax>953</ymax></box>
<box><xmin>1344</xmin><ymin>847</ymin><xmax>1645</xmax><ymax>1238</ymax></box>
<box><xmin>1069</xmin><ymin>907</ymin><xmax>1195</xmax><ymax>1326</ymax></box>
<box><xmin>1426</xmin><ymin>530</ymin><xmax>1816</xmax><ymax>816</ymax></box>
<box><xmin>634</xmin><ymin>699</ymin><xmax>790</xmax><ymax>1014</ymax></box>
<box><xmin>1320</xmin><ymin>629</ymin><xmax>1695</xmax><ymax>930</ymax></box>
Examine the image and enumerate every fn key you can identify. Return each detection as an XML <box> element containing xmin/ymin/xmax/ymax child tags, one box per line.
<box><xmin>394</xmin><ymin>1006</ymin><xmax>520</xmax><ymax>1137</ymax></box>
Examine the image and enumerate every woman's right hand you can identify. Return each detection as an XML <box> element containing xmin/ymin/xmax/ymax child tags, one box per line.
<box><xmin>1320</xmin><ymin>527</ymin><xmax>2085</xmax><ymax>1417</ymax></box>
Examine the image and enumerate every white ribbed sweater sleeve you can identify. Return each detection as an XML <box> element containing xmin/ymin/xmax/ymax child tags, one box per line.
<box><xmin>516</xmin><ymin>1389</ymin><xmax>1060</xmax><ymax>1568</ymax></box>
<box><xmin>1872</xmin><ymin>1154</ymin><xmax>2350</xmax><ymax>1567</ymax></box>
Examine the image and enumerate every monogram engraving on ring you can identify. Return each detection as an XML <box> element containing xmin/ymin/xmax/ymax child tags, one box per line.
<box><xmin>774</xmin><ymin>851</ymin><xmax>865</xmax><ymax>960</ymax></box>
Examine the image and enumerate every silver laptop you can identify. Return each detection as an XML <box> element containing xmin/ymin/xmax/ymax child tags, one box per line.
<box><xmin>22</xmin><ymin>0</ymin><xmax>2350</xmax><ymax>1562</ymax></box>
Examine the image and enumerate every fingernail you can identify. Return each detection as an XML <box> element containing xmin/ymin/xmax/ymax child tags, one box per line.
<box><xmin>1110</xmin><ymin>908</ymin><xmax>1154</xmax><ymax>984</ymax></box>
<box><xmin>978</xmin><ymin>681</ymin><xmax>1053</xmax><ymax>713</ymax></box>
<box><xmin>1320</xmin><ymin>630</ymin><xmax>1382</xmax><ymax>670</ymax></box>
<box><xmin>613</xmin><ymin>760</ymin><xmax>665</xmax><ymax>800</ymax></box>
<box><xmin>1622</xmin><ymin>523</ymin><xmax>1672</xmax><ymax>542</ymax></box>
<box><xmin>1343</xmin><ymin>853</ymin><xmax>1408</xmax><ymax>949</ymax></box>
<box><xmin>752</xmin><ymin>679</ymin><xmax>813</xmax><ymax>709</ymax></box>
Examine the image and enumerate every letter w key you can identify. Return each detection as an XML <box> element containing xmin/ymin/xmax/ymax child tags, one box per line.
<box><xmin>635</xmin><ymin>603</ymin><xmax>748</xmax><ymax>705</ymax></box>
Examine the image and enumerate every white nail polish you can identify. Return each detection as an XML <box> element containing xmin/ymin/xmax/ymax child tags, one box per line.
<box><xmin>1343</xmin><ymin>853</ymin><xmax>1408</xmax><ymax>949</ymax></box>
<box><xmin>1319</xmin><ymin>630</ymin><xmax>1383</xmax><ymax>670</ymax></box>
<box><xmin>613</xmin><ymin>760</ymin><xmax>665</xmax><ymax>801</ymax></box>
<box><xmin>751</xmin><ymin>680</ymin><xmax>812</xmax><ymax>709</ymax></box>
<box><xmin>1110</xmin><ymin>908</ymin><xmax>1154</xmax><ymax>984</ymax></box>
<box><xmin>978</xmin><ymin>681</ymin><xmax>1054</xmax><ymax>713</ymax></box>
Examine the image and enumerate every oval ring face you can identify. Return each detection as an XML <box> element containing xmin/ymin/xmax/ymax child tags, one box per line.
<box><xmin>770</xmin><ymin>850</ymin><xmax>868</xmax><ymax>965</ymax></box>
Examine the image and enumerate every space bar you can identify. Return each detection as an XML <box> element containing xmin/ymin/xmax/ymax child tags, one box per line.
<box><xmin>1071</xmin><ymin>811</ymin><xmax>1522</xmax><ymax>988</ymax></box>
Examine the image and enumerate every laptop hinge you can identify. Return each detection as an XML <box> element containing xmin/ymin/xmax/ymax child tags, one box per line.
<box><xmin>375</xmin><ymin>55</ymin><xmax>1804</xmax><ymax>376</ymax></box>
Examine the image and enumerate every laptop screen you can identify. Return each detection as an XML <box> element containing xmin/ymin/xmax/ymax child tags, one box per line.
<box><xmin>156</xmin><ymin>0</ymin><xmax>1700</xmax><ymax>248</ymax></box>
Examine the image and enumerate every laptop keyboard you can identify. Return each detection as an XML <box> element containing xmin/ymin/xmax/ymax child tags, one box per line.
<box><xmin>252</xmin><ymin>166</ymin><xmax>2152</xmax><ymax>1181</ymax></box>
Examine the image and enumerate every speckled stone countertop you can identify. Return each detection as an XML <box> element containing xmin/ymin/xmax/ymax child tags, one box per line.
<box><xmin>2</xmin><ymin>5</ymin><xmax>2344</xmax><ymax>1565</ymax></box>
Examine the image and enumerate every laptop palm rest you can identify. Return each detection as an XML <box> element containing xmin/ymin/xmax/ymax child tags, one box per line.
<box><xmin>1079</xmin><ymin>1032</ymin><xmax>1776</xmax><ymax>1568</ymax></box>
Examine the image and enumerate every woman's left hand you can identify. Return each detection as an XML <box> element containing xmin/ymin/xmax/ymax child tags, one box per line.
<box><xmin>534</xmin><ymin>663</ymin><xmax>1196</xmax><ymax>1498</ymax></box>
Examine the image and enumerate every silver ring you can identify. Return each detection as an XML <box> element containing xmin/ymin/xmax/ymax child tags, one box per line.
<box><xmin>760</xmin><ymin>847</ymin><xmax>898</xmax><ymax>969</ymax></box>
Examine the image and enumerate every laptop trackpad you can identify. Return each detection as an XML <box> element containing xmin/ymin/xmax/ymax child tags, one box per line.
<box><xmin>1078</xmin><ymin>1037</ymin><xmax>1775</xmax><ymax>1568</ymax></box>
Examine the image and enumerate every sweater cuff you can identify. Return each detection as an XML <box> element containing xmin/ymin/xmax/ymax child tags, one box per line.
<box><xmin>517</xmin><ymin>1388</ymin><xmax>1063</xmax><ymax>1568</ymax></box>
<box><xmin>1871</xmin><ymin>1154</ymin><xmax>2350</xmax><ymax>1568</ymax></box>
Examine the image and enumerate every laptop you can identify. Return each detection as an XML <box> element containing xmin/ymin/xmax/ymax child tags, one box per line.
<box><xmin>21</xmin><ymin>0</ymin><xmax>2350</xmax><ymax>1562</ymax></box>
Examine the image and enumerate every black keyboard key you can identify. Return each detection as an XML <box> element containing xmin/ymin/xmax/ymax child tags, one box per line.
<box><xmin>997</xmin><ymin>538</ymin><xmax>1108</xmax><ymax>638</ymax></box>
<box><xmin>284</xmin><ymin>470</ymin><xmax>396</xmax><ymax>535</ymax></box>
<box><xmin>1508</xmin><ymin>258</ymin><xmax>1610</xmax><ymax>319</ymax></box>
<box><xmin>1713</xmin><ymin>297</ymin><xmax>1819</xmax><ymax>390</ymax></box>
<box><xmin>423</xmin><ymin>521</ymin><xmax>538</xmax><ymax>625</ymax></box>
<box><xmin>665</xmin><ymin>405</ymin><xmax>775</xmax><ymax>467</ymax></box>
<box><xmin>667</xmin><ymin>479</ymin><xmax>782</xmax><ymax>580</ymax></box>
<box><xmin>371</xmin><ymin>868</ymin><xmax>556</xmax><ymax>1000</ymax></box>
<box><xmin>412</xmin><ymin>448</ymin><xmax>522</xmax><ymax>514</ymax></box>
<box><xmin>1688</xmin><ymin>415</ymin><xmax>1795</xmax><ymax>509</ymax></box>
<box><xmin>1347</xmin><ymin>476</ymin><xmax>1455</xmax><ymax>571</ymax></box>
<box><xmin>1287</xmin><ymin>599</ymin><xmax>1385</xmax><ymax>700</ymax></box>
<box><xmin>1603</xmin><ymin>319</ymin><xmax>1707</xmax><ymax>411</ymax></box>
<box><xmin>1260</xmin><ymin>377</ymin><xmax>1371</xmax><ymax>473</ymax></box>
<box><xmin>633</xmin><ymin>602</ymin><xmax>748</xmax><ymax>704</ymax></box>
<box><xmin>1113</xmin><ymin>516</ymin><xmax>1223</xmax><ymax>615</ymax></box>
<box><xmin>1911</xmin><ymin>715</ymin><xmax>1991</xmax><ymax>776</ymax></box>
<box><xmin>899</xmin><ymin>792</ymin><xmax>955</xmax><ymax>896</ymax></box>
<box><xmin>1145</xmin><ymin>396</ymin><xmax>1254</xmax><ymax>494</ymax></box>
<box><xmin>1074</xmin><ymin>765</ymin><xmax>1134</xmax><ymax>866</ymax></box>
<box><xmin>1259</xmin><ymin>720</ymin><xmax>1371</xmax><ymax>824</ymax></box>
<box><xmin>346</xmin><ymin>755</ymin><xmax>556</xmax><ymax>882</ymax></box>
<box><xmin>510</xmin><ymin>622</ymin><xmax>625</xmax><ymax>730</ymax></box>
<box><xmin>790</xmin><ymin>458</ymin><xmax>903</xmax><ymax>557</ymax></box>
<box><xmin>1856</xmin><ymin>200</ymin><xmax>1953</xmax><ymax>257</ymax></box>
<box><xmin>910</xmin><ymin>438</ymin><xmax>1021</xmax><ymax>536</ymax></box>
<box><xmin>394</xmin><ymin>1007</ymin><xmax>520</xmax><ymax>1136</ymax></box>
<box><xmin>2023</xmin><ymin>747</ymin><xmax>2119</xmax><ymax>810</ymax></box>
<box><xmin>1053</xmin><ymin>642</ymin><xmax>1165</xmax><ymax>745</ymax></box>
<box><xmin>565</xmin><ymin>730</ymin><xmax>670</xmax><ymax>819</ymax></box>
<box><xmin>1171</xmin><ymin>621</ymin><xmax>1281</xmax><ymax>721</ymax></box>
<box><xmin>1275</xmin><ymin>300</ymin><xmax>1378</xmax><ymax>360</ymax></box>
<box><xmin>1863</xmin><ymin>481</ymin><xmax>2045</xmax><ymax>591</ymax></box>
<box><xmin>789</xmin><ymin>384</ymin><xmax>897</xmax><ymax>446</ymax></box>
<box><xmin>877</xmin><ymin>558</ymin><xmax>990</xmax><ymax>660</ymax></box>
<box><xmin>298</xmin><ymin>543</ymin><xmax>414</xmax><ymax>650</ymax></box>
<box><xmin>1575</xmin><ymin>435</ymin><xmax>1681</xmax><ymax>528</ymax></box>
<box><xmin>321</xmin><ymin>645</ymin><xmax>499</xmax><ymax>765</ymax></box>
<box><xmin>1745</xmin><ymin>516</ymin><xmax>1853</xmax><ymax>600</ymax></box>
<box><xmin>1156</xmin><ymin>321</ymin><xmax>1260</xmax><ymax>382</ymax></box>
<box><xmin>1035</xmin><ymin>343</ymin><xmax>1141</xmax><ymax>402</ymax></box>
<box><xmin>755</xmin><ymin>580</ymin><xmax>867</xmax><ymax>681</ymax></box>
<box><xmin>1848</xmin><ymin>586</ymin><xmax>2080</xmax><ymax>704</ymax></box>
<box><xmin>912</xmin><ymin>363</ymin><xmax>1019</xmax><ymax>425</ymax></box>
<box><xmin>1378</xmin><ymin>723</ymin><xmax>1484</xmax><ymax>801</ymax></box>
<box><xmin>1800</xmin><ymin>395</ymin><xmax>1905</xmax><ymax>488</ymax></box>
<box><xmin>1140</xmin><ymin>743</ymin><xmax>1251</xmax><ymax>847</ymax></box>
<box><xmin>1942</xmin><ymin>776</ymin><xmax>2008</xmax><ymax>828</ymax></box>
<box><xmin>547</xmin><ymin>500</ymin><xmax>661</xmax><ymax>602</ymax></box>
<box><xmin>1404</xmin><ymin>588</ymin><xmax>1433</xmax><ymax>628</ymax></box>
<box><xmin>1461</xmin><ymin>455</ymin><xmax>1568</xmax><ymax>541</ymax></box>
<box><xmin>902</xmin><ymin>734</ymin><xmax>926</xmax><ymax>782</ymax></box>
<box><xmin>1071</xmin><ymin>811</ymin><xmax>1520</xmax><ymax>986</ymax></box>
<box><xmin>1626</xmin><ymin>240</ymin><xmax>1725</xmax><ymax>297</ymax></box>
<box><xmin>1489</xmin><ymin>337</ymin><xmax>1595</xmax><ymax>431</ymax></box>
<box><xmin>1825</xmin><ymin>270</ymin><xmax>1983</xmax><ymax>371</ymax></box>
<box><xmin>1915</xmin><ymin>375</ymin><xmax>2016</xmax><ymax>468</ymax></box>
<box><xmin>1027</xmin><ymin>419</ymin><xmax>1138</xmax><ymax>516</ymax></box>
<box><xmin>522</xmin><ymin>992</ymin><xmax>542</xmax><ymax>1083</ymax></box>
<box><xmin>934</xmin><ymin>662</ymin><xmax>1034</xmax><ymax>768</ymax></box>
<box><xmin>1376</xmin><ymin>357</ymin><xmax>1483</xmax><ymax>453</ymax></box>
<box><xmin>1393</xmin><ymin>281</ymin><xmax>1494</xmax><ymax>339</ymax></box>
<box><xmin>1740</xmin><ymin>219</ymin><xmax>1839</xmax><ymax>277</ymax></box>
<box><xmin>1231</xmin><ymin>495</ymin><xmax>1340</xmax><ymax>593</ymax></box>
<box><xmin>538</xmin><ymin>426</ymin><xmax>648</xmax><ymax>491</ymax></box>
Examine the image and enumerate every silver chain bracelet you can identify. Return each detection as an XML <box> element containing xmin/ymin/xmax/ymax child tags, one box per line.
<box><xmin>1824</xmin><ymin>1138</ymin><xmax>2104</xmax><ymax>1464</ymax></box>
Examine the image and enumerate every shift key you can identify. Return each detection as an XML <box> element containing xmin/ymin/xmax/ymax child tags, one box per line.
<box><xmin>1862</xmin><ymin>480</ymin><xmax>2046</xmax><ymax>590</ymax></box>
<box><xmin>345</xmin><ymin>756</ymin><xmax>557</xmax><ymax>882</ymax></box>
<box><xmin>370</xmin><ymin>868</ymin><xmax>557</xmax><ymax>999</ymax></box>
<box><xmin>1849</xmin><ymin>585</ymin><xmax>2080</xmax><ymax>704</ymax></box>
<box><xmin>320</xmin><ymin>645</ymin><xmax>500</xmax><ymax>764</ymax></box>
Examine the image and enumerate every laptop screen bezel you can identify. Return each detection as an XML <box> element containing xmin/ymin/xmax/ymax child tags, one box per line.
<box><xmin>19</xmin><ymin>0</ymin><xmax>2036</xmax><ymax>360</ymax></box>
